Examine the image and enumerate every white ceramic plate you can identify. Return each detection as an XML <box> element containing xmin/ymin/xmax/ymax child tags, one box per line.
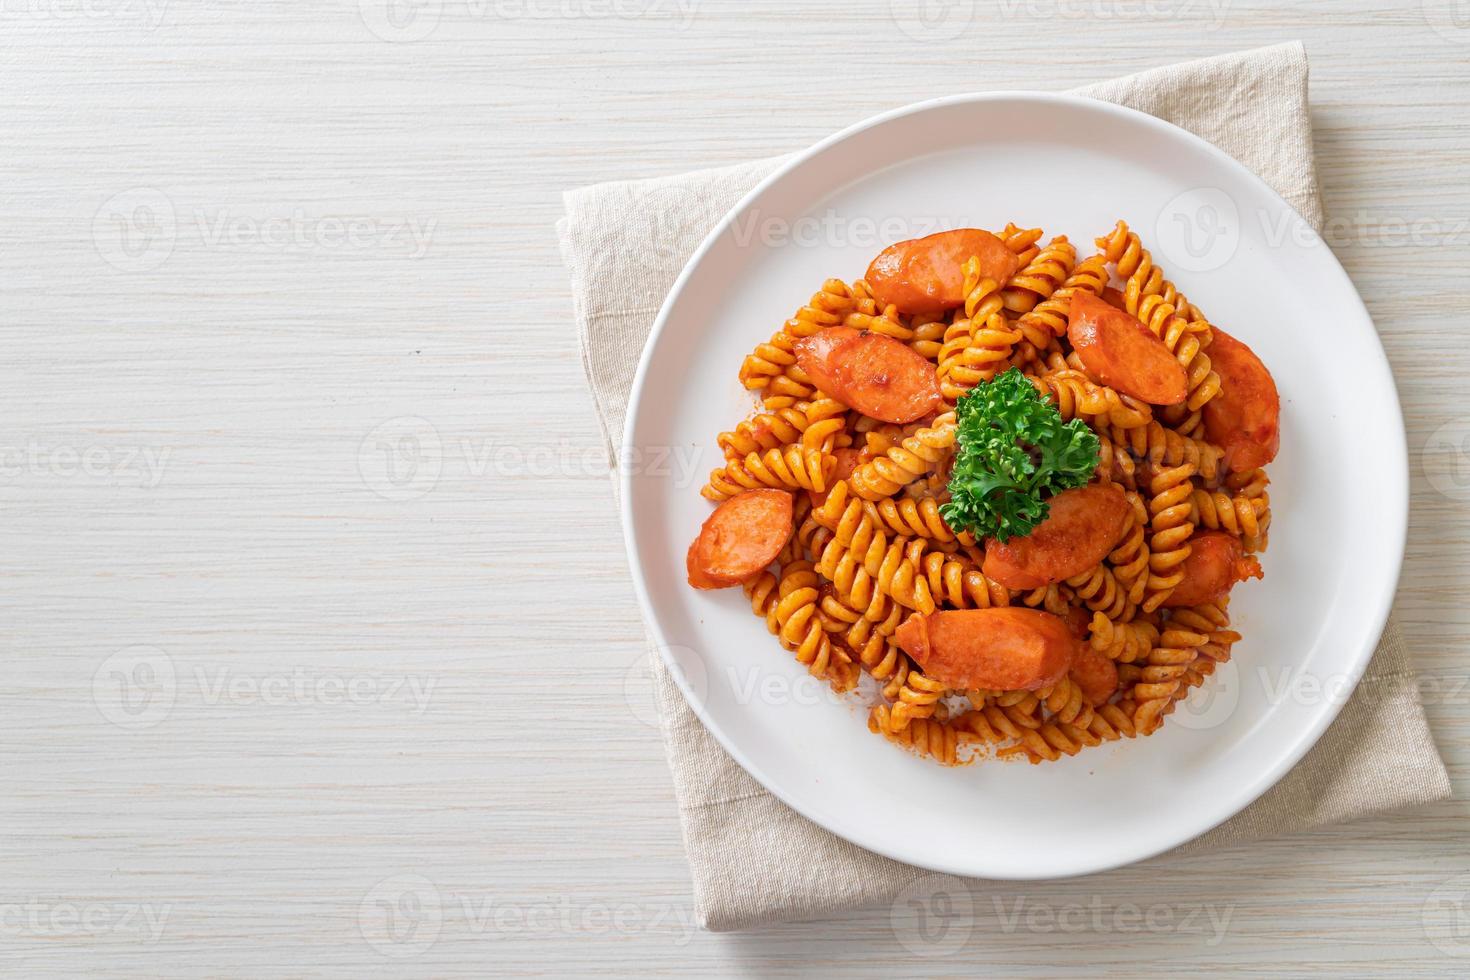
<box><xmin>621</xmin><ymin>93</ymin><xmax>1406</xmax><ymax>879</ymax></box>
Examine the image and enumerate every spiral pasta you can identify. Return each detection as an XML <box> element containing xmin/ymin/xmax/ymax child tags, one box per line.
<box><xmin>1065</xmin><ymin>561</ymin><xmax>1133</xmax><ymax>621</ymax></box>
<box><xmin>870</xmin><ymin>704</ymin><xmax>968</xmax><ymax>765</ymax></box>
<box><xmin>1130</xmin><ymin>620</ymin><xmax>1207</xmax><ymax>734</ymax></box>
<box><xmin>1016</xmin><ymin>252</ymin><xmax>1110</xmax><ymax>340</ymax></box>
<box><xmin>1096</xmin><ymin>220</ymin><xmax>1205</xmax><ymax>323</ymax></box>
<box><xmin>849</xmin><ymin>412</ymin><xmax>957</xmax><ymax>500</ymax></box>
<box><xmin>1101</xmin><ymin>419</ymin><xmax>1224</xmax><ymax>482</ymax></box>
<box><xmin>1095</xmin><ymin>220</ymin><xmax>1221</xmax><ymax>412</ymax></box>
<box><xmin>934</xmin><ymin>254</ymin><xmax>1016</xmax><ymax>401</ymax></box>
<box><xmin>1142</xmin><ymin>462</ymin><xmax>1198</xmax><ymax>612</ymax></box>
<box><xmin>738</xmin><ymin>279</ymin><xmax>856</xmax><ymax>397</ymax></box>
<box><xmin>1108</xmin><ymin>490</ymin><xmax>1152</xmax><ymax>605</ymax></box>
<box><xmin>918</xmin><ymin>550</ymin><xmax>1011</xmax><ymax>609</ymax></box>
<box><xmin>872</xmin><ymin>495</ymin><xmax>958</xmax><ymax>542</ymax></box>
<box><xmin>885</xmin><ymin>668</ymin><xmax>950</xmax><ymax>730</ymax></box>
<box><xmin>1000</xmin><ymin>222</ymin><xmax>1044</xmax><ymax>265</ymax></box>
<box><xmin>773</xmin><ymin>560</ymin><xmax>854</xmax><ymax>687</ymax></box>
<box><xmin>939</xmin><ymin>312</ymin><xmax>1021</xmax><ymax>402</ymax></box>
<box><xmin>689</xmin><ymin>219</ymin><xmax>1275</xmax><ymax>767</ymax></box>
<box><xmin>1030</xmin><ymin>370</ymin><xmax>1153</xmax><ymax>430</ymax></box>
<box><xmin>702</xmin><ymin>444</ymin><xmax>835</xmax><ymax>500</ymax></box>
<box><xmin>1001</xmin><ymin>235</ymin><xmax>1078</xmax><ymax>313</ymax></box>
<box><xmin>717</xmin><ymin>406</ymin><xmax>809</xmax><ymax>459</ymax></box>
<box><xmin>1087</xmin><ymin>611</ymin><xmax>1159</xmax><ymax>664</ymax></box>
<box><xmin>1191</xmin><ymin>487</ymin><xmax>1269</xmax><ymax>546</ymax></box>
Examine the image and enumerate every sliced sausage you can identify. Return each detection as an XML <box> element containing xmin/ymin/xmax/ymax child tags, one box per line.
<box><xmin>1161</xmin><ymin>530</ymin><xmax>1264</xmax><ymax>607</ymax></box>
<box><xmin>982</xmin><ymin>485</ymin><xmax>1131</xmax><ymax>590</ymax></box>
<box><xmin>894</xmin><ymin>608</ymin><xmax>1077</xmax><ymax>692</ymax></box>
<box><xmin>686</xmin><ymin>541</ymin><xmax>735</xmax><ymax>590</ymax></box>
<box><xmin>793</xmin><ymin>326</ymin><xmax>860</xmax><ymax>398</ymax></box>
<box><xmin>828</xmin><ymin>332</ymin><xmax>944</xmax><ymax>424</ymax></box>
<box><xmin>1061</xmin><ymin>604</ymin><xmax>1091</xmax><ymax>641</ymax></box>
<box><xmin>866</xmin><ymin>228</ymin><xmax>1021</xmax><ymax>317</ymax></box>
<box><xmin>687</xmin><ymin>489</ymin><xmax>794</xmax><ymax>590</ymax></box>
<box><xmin>1067</xmin><ymin>290</ymin><xmax>1188</xmax><ymax>406</ymax></box>
<box><xmin>1202</xmin><ymin>328</ymin><xmax>1280</xmax><ymax>473</ymax></box>
<box><xmin>1069</xmin><ymin>644</ymin><xmax>1119</xmax><ymax>706</ymax></box>
<box><xmin>808</xmin><ymin>448</ymin><xmax>861</xmax><ymax>507</ymax></box>
<box><xmin>1101</xmin><ymin>286</ymin><xmax>1128</xmax><ymax>311</ymax></box>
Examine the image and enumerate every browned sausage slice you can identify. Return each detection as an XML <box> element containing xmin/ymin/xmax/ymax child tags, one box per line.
<box><xmin>866</xmin><ymin>229</ymin><xmax>1021</xmax><ymax>317</ymax></box>
<box><xmin>1161</xmin><ymin>530</ymin><xmax>1263</xmax><ymax>607</ymax></box>
<box><xmin>894</xmin><ymin>607</ymin><xmax>1077</xmax><ymax>691</ymax></box>
<box><xmin>687</xmin><ymin>489</ymin><xmax>794</xmax><ymax>590</ymax></box>
<box><xmin>982</xmin><ymin>485</ymin><xmax>1130</xmax><ymax>590</ymax></box>
<box><xmin>1067</xmin><ymin>290</ymin><xmax>1188</xmax><ymax>406</ymax></box>
<box><xmin>793</xmin><ymin>326</ymin><xmax>861</xmax><ymax>398</ymax></box>
<box><xmin>827</xmin><ymin>332</ymin><xmax>944</xmax><ymax>424</ymax></box>
<box><xmin>1202</xmin><ymin>327</ymin><xmax>1280</xmax><ymax>473</ymax></box>
<box><xmin>1069</xmin><ymin>644</ymin><xmax>1119</xmax><ymax>706</ymax></box>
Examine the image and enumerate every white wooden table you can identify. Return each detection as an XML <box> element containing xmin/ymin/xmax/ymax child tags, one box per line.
<box><xmin>2</xmin><ymin>3</ymin><xmax>1469</xmax><ymax>976</ymax></box>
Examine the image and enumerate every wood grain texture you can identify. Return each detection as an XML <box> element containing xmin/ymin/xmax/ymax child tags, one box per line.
<box><xmin>1</xmin><ymin>2</ymin><xmax>1468</xmax><ymax>976</ymax></box>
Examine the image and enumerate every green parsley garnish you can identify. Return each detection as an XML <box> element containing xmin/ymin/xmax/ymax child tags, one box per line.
<box><xmin>940</xmin><ymin>368</ymin><xmax>1100</xmax><ymax>543</ymax></box>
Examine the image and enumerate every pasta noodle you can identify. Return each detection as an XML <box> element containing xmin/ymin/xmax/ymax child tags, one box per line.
<box><xmin>1030</xmin><ymin>370</ymin><xmax>1153</xmax><ymax>430</ymax></box>
<box><xmin>1142</xmin><ymin>462</ymin><xmax>1197</xmax><ymax>612</ymax></box>
<box><xmin>702</xmin><ymin>444</ymin><xmax>836</xmax><ymax>500</ymax></box>
<box><xmin>848</xmin><ymin>412</ymin><xmax>957</xmax><ymax>500</ymax></box>
<box><xmin>687</xmin><ymin>219</ymin><xmax>1277</xmax><ymax>766</ymax></box>
<box><xmin>869</xmin><ymin>704</ymin><xmax>968</xmax><ymax>765</ymax></box>
<box><xmin>1002</xmin><ymin>235</ymin><xmax>1078</xmax><ymax>313</ymax></box>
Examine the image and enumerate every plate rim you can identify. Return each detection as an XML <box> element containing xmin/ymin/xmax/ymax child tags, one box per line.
<box><xmin>619</xmin><ymin>90</ymin><xmax>1408</xmax><ymax>880</ymax></box>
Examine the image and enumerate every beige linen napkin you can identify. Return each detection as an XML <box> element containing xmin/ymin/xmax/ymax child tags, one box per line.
<box><xmin>558</xmin><ymin>42</ymin><xmax>1451</xmax><ymax>932</ymax></box>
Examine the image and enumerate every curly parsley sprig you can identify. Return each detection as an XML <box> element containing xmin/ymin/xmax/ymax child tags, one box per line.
<box><xmin>939</xmin><ymin>368</ymin><xmax>1100</xmax><ymax>543</ymax></box>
